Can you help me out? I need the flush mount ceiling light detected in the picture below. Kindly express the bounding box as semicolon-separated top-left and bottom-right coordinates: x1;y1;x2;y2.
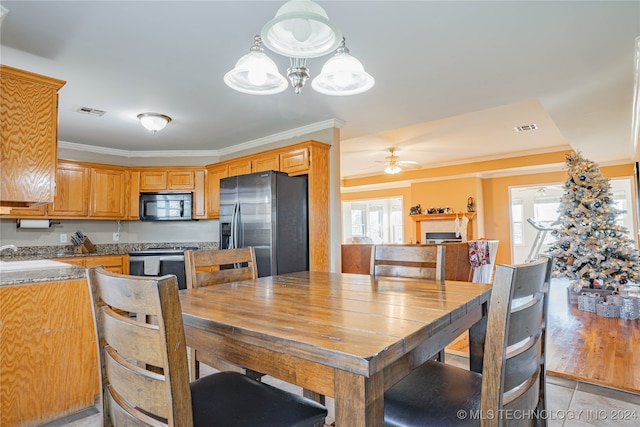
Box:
137;113;171;134
225;0;374;96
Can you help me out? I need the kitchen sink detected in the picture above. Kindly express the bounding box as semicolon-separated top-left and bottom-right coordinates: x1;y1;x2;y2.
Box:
0;259;74;272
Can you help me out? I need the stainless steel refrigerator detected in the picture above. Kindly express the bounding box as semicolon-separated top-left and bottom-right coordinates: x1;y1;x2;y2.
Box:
219;170;309;277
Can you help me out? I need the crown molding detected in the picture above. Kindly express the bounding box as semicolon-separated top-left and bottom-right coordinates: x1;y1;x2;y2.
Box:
219;119;344;156
58;119;344;159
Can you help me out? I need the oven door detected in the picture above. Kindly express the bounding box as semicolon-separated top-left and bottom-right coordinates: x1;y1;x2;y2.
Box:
129;254;187;290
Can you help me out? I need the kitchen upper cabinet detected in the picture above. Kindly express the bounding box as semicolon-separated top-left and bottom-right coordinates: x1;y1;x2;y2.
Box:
90;167;128;218
0;66;66;209
227;159;252;177
193;169;206;219
252;153;280;172
205;164;228;219
139;170;195;191
280;147;310;175
49;162;90;217
139;171;166;191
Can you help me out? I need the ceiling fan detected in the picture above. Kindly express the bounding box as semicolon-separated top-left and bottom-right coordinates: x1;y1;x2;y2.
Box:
378;147;421;174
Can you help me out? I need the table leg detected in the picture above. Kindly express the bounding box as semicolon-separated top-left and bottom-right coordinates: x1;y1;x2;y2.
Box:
333;369;384;427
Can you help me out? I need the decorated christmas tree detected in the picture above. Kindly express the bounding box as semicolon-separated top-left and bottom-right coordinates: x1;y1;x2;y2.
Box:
548;151;640;290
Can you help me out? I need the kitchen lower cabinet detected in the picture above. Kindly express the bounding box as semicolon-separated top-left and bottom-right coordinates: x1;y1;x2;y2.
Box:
0;278;99;426
51;254;129;274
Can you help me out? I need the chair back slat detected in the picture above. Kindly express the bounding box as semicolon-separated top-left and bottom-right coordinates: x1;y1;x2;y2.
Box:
507;293;544;346
503;376;541;413
87;266;194;427
480;257;552;427
101;307;165;368
107;391;166;427
104;346;169;418
371;245;445;281
503;333;542;392
185;247;257;288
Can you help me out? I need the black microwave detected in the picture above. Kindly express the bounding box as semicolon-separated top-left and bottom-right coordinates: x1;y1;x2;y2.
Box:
139;192;193;221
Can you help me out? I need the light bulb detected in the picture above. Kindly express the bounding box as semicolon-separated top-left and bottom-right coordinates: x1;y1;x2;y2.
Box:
292;18;311;42
333;71;351;88
248;63;268;86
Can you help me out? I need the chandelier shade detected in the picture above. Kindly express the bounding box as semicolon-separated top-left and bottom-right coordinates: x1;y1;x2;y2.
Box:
137;113;171;133
224;36;288;95
226;0;373;96
261;0;342;59
384;164;401;174
311;39;375;96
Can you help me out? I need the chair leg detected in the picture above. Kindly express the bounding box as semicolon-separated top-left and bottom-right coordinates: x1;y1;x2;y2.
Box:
189;348;200;381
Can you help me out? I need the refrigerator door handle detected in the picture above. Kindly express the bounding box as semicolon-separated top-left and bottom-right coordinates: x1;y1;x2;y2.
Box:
229;202;236;249
235;202;242;248
230;202;241;249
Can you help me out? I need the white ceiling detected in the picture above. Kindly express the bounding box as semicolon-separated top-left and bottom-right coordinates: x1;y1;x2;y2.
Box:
1;1;639;179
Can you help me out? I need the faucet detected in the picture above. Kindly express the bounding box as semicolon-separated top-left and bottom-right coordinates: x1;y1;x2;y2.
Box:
0;244;18;253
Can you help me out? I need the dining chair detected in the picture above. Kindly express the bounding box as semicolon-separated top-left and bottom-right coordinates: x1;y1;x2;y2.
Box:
371;244;447;361
184;247;260;380
184;247;257;288
371;244;446;281
87;266;327;427
384;256;553;427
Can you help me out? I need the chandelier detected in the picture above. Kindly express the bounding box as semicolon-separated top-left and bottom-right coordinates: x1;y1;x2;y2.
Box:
224;0;374;96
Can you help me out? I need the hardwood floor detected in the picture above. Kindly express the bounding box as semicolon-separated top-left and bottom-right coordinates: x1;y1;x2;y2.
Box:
447;278;640;394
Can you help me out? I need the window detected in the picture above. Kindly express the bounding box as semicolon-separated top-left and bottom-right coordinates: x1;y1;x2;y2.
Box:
342;197;403;244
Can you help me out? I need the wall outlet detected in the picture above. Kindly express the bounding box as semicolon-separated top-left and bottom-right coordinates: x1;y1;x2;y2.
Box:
60;233;67;243
113;232;120;242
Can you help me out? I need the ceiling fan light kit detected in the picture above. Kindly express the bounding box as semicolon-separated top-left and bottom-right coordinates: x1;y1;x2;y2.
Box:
225;0;374;96
381;147;421;174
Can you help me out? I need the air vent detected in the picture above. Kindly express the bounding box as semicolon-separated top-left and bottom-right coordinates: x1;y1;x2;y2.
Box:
514;124;538;132
76;106;106;117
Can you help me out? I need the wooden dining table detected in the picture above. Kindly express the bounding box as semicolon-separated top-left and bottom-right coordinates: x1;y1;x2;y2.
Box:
180;271;492;427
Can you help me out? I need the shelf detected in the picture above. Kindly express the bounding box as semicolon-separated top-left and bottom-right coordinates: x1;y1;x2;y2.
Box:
410;212;476;221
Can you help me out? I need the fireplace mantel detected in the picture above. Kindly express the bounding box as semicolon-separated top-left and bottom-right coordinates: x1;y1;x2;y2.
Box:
411;212;476;243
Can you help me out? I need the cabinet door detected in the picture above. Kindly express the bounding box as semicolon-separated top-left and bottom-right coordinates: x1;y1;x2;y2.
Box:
84;254;127;274
206;165;228;219
3;204;48;217
129;170;140;220
280;147;310;174
227;159;252;177
252;154;280;173
0;66;65;207
49;163;90;217
139;171;166;191
90;168;127;218
167;171;194;189
193;169;206;218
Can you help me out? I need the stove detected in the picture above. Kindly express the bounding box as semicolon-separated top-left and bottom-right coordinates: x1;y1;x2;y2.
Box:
128;246;199;256
128;247;199;289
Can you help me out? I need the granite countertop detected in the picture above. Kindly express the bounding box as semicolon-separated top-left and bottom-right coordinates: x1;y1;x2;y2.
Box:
0;242;217;286
0;263;86;286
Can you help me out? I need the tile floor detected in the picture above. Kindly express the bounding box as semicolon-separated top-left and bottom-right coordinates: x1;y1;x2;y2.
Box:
46;353;640;427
